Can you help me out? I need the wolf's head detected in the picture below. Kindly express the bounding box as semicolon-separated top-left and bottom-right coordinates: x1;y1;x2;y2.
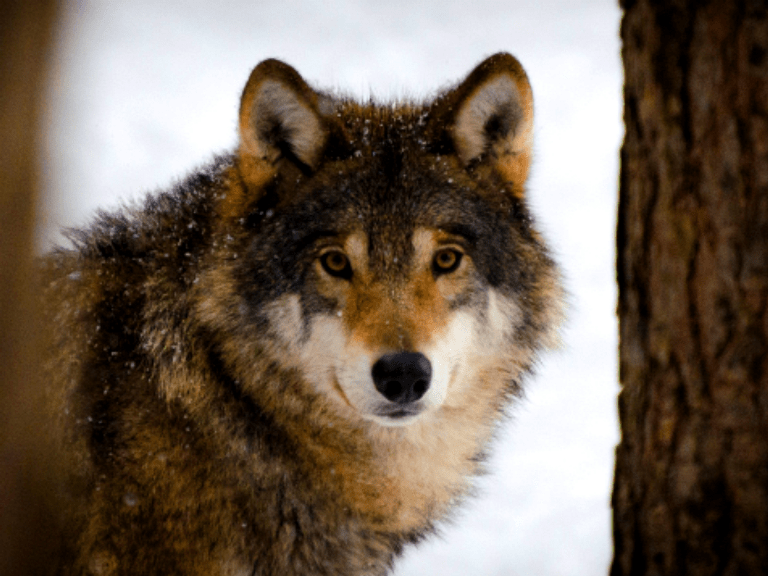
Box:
199;54;561;429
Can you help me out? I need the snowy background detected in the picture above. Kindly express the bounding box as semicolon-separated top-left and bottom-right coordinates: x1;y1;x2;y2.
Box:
41;1;622;574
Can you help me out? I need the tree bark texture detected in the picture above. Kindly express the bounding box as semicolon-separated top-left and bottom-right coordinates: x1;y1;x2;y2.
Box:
0;1;60;575
613;1;768;575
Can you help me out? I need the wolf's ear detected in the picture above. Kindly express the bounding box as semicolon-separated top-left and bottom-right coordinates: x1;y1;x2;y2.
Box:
435;53;534;189
238;59;328;178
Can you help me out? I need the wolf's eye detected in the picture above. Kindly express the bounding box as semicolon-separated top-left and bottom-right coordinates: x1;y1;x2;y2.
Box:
320;251;352;280
433;248;463;275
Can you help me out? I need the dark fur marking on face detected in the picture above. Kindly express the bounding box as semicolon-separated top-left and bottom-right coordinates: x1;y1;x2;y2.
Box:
435;222;481;246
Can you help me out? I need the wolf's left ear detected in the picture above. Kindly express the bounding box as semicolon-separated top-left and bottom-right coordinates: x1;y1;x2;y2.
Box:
238;59;328;181
434;53;534;189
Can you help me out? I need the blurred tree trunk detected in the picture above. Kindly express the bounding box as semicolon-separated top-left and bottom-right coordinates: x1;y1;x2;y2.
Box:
0;1;60;575
613;1;768;575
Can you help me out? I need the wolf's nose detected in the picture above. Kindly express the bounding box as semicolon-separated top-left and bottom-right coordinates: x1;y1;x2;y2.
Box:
371;352;432;404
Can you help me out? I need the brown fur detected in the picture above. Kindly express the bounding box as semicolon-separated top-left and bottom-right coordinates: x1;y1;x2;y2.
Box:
43;53;562;575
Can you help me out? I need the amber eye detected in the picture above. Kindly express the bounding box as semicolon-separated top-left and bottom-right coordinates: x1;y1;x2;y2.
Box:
433;248;463;275
320;251;352;280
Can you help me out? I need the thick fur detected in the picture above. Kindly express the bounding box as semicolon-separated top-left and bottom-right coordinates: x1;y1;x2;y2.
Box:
43;53;562;576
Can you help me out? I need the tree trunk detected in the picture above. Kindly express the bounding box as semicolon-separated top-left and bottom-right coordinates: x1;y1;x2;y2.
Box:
0;1;60;575
613;1;768;575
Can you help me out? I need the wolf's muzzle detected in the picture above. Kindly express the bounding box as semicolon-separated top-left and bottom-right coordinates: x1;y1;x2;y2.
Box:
371;352;432;404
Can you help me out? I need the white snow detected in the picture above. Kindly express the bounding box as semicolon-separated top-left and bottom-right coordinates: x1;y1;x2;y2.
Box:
41;1;622;574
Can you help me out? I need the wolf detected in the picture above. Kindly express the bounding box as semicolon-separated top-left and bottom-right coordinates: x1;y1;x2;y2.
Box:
43;52;562;575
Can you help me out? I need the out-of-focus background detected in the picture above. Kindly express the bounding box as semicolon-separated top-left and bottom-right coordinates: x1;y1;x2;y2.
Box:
41;1;622;574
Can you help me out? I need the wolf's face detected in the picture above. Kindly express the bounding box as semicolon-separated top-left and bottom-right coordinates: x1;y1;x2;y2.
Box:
262;218;523;427
202;55;560;429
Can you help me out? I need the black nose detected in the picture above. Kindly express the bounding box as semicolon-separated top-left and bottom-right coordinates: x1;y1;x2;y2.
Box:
371;352;432;404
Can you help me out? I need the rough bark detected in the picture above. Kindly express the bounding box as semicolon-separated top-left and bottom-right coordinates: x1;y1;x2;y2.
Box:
0;1;60;575
613;1;768;575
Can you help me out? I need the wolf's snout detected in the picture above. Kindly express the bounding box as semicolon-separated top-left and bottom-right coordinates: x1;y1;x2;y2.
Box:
371;352;432;404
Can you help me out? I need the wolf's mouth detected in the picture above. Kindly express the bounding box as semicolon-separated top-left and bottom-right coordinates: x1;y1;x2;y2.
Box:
375;405;424;420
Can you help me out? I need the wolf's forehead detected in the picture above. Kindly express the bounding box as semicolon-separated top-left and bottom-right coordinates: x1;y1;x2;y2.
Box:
337;225;414;267
293;181;483;252
340;227;444;268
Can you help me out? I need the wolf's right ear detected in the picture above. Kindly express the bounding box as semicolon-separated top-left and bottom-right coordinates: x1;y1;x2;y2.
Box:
237;60;328;184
